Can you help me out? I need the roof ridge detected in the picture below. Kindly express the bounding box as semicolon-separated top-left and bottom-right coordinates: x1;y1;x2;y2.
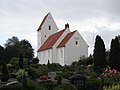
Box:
37;29;65;52
51;29;65;36
57;30;76;48
37;13;49;31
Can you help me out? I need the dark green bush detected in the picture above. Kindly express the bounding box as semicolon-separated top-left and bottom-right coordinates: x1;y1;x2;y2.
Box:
0;84;21;90
9;73;16;78
27;78;45;90
48;63;62;72
61;71;71;79
27;68;41;79
54;83;77;90
31;64;40;69
1;63;9;82
86;78;100;90
40;80;56;90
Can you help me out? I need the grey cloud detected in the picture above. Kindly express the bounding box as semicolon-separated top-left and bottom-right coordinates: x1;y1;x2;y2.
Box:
95;26;120;47
82;28;120;54
1;0;120;22
43;0;120;22
0;0;120;55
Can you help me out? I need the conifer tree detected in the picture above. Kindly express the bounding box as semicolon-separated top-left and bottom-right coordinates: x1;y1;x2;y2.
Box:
47;60;50;72
93;35;106;73
109;37;120;71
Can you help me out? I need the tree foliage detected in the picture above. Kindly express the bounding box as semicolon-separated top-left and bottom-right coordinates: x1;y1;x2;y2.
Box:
5;36;19;47
109;36;120;71
0;45;6;64
19;40;34;60
22;70;28;90
93;35;106;73
19;54;23;69
9;57;29;70
32;57;39;64
4;36;34;63
1;62;9;82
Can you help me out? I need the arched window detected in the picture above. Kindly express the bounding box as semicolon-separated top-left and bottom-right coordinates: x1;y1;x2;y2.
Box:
49;26;51;30
75;41;79;46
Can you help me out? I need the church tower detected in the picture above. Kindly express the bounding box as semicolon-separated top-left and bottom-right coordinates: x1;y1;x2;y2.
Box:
37;12;58;49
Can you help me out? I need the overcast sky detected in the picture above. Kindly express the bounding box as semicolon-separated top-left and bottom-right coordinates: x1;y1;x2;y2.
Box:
0;0;120;56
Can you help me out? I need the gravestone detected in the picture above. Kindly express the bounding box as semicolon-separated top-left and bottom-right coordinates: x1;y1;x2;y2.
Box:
48;72;57;81
70;74;87;89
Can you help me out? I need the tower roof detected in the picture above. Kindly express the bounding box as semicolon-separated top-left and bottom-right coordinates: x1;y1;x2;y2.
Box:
37;13;50;31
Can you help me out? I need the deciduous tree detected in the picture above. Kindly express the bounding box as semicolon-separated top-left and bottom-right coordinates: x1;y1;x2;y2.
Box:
4;36;34;63
0;45;5;64
19;54;23;69
1;62;9;82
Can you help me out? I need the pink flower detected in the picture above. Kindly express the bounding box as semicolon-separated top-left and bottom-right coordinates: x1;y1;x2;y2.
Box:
110;75;112;77
109;70;113;74
104;68;108;72
104;74;107;76
98;76;101;79
113;70;117;74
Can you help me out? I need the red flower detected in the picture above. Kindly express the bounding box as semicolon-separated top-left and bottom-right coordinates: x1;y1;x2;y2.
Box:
39;75;48;80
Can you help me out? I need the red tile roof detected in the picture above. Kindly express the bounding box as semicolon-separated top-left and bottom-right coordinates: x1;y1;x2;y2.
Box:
37;13;49;31
37;29;65;52
57;31;76;48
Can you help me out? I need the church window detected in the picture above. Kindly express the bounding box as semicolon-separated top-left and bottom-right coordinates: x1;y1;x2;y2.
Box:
49;25;51;30
75;41;79;46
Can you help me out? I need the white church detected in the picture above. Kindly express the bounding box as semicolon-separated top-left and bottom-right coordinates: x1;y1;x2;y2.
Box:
37;12;88;66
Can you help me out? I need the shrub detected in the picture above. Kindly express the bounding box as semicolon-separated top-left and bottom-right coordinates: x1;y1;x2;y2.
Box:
61;71;71;79
1;63;9;82
40;80;55;90
9;73;16;78
61;68;72;79
31;64;40;69
86;78;100;90
0;84;21;90
27;78;45;90
9;57;29;70
55;83;77;90
97;67;120;86
27;67;41;79
104;84;120;90
47;63;62;72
